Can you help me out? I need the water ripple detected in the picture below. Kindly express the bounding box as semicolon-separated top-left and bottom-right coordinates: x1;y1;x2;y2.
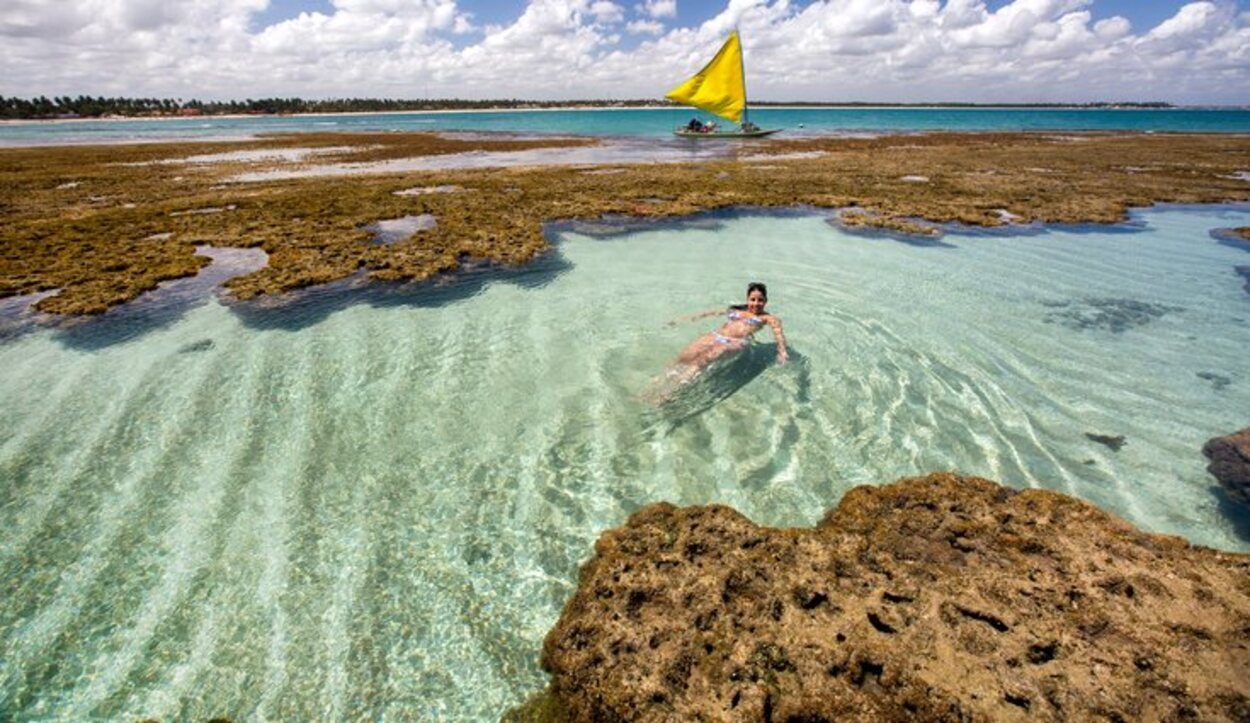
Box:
1;207;1249;719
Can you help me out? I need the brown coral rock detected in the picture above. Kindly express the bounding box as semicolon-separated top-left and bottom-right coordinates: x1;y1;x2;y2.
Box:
5;132;1250;314
1204;428;1250;506
539;473;1250;722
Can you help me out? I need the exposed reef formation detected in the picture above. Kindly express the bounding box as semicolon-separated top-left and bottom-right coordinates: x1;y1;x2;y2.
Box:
1205;428;1250;507
3;132;1250;314
830;208;943;237
530;473;1250;722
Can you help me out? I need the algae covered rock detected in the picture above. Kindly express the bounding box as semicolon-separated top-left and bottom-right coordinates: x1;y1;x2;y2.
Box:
535;473;1250;722
1204;427;1250;506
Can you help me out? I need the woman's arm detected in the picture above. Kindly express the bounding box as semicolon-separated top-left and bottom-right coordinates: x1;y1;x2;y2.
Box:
767;315;788;363
668;308;725;326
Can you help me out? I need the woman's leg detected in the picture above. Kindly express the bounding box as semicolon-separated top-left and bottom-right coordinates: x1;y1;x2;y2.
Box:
645;335;741;404
675;334;715;365
676;337;738;375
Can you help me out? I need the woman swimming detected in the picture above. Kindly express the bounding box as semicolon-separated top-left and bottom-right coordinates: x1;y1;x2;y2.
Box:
666;282;788;383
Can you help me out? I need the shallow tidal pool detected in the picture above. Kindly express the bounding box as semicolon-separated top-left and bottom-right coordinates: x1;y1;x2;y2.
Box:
1;205;1248;718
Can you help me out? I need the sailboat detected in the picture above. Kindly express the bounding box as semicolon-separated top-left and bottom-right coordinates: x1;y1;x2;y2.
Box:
666;30;779;138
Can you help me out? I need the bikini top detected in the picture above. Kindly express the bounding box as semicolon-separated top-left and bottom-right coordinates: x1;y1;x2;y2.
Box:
727;309;765;326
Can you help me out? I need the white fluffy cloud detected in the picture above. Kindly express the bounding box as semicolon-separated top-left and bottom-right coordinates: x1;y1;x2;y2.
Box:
628;18;666;34
640;0;678;19
1;0;1246;103
590;1;625;24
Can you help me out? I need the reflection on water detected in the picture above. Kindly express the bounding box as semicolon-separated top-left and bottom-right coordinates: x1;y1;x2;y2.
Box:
1;206;1249;719
225;250;571;333
229;136;817;181
363;214;438;244
0;246;267;349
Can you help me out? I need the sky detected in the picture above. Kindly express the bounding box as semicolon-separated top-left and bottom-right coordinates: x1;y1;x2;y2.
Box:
2;0;1248;104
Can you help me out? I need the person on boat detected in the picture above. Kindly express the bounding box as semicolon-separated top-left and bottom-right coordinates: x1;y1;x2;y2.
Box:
669;282;788;375
702;121;717;133
686;118;704;132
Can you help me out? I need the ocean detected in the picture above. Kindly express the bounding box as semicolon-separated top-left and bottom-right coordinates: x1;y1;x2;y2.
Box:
2;106;1249;146
2;205;1248;718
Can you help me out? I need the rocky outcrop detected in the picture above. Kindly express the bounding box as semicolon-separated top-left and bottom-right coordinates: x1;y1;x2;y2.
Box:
1205;428;1250;506
8;133;1250;314
534;473;1250;722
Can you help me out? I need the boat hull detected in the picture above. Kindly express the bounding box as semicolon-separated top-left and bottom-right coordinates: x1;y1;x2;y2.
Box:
673;128;781;138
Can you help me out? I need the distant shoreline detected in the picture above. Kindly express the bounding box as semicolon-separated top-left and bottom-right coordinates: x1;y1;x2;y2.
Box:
8;99;1250;125
4;103;1248;128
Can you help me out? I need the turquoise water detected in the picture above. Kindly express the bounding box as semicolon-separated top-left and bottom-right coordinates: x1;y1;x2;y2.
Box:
1;206;1249;718
3;106;1250;146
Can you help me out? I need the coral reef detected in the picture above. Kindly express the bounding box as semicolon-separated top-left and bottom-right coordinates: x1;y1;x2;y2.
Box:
532;473;1250;722
1042;297;1182;333
831;208;942;237
3;132;1250;314
1205;428;1250;507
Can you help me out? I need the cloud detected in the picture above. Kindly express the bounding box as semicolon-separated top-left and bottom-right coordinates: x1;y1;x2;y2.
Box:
1093;16;1131;41
948;0;1091;48
255;0;466;54
1;0;1247;104
0;1;94;38
628;19;665;34
1146;1;1223;40
590;1;625;24
639;0;677;19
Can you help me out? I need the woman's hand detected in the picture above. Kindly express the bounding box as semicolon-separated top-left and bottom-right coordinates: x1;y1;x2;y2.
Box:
767;315;788;365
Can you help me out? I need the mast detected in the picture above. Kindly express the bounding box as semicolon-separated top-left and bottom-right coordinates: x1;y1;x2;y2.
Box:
738;27;749;126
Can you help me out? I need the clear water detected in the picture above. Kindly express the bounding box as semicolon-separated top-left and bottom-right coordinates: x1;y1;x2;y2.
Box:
3;106;1250;146
2;207;1249;719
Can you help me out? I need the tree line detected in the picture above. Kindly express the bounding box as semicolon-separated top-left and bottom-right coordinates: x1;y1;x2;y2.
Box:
0;95;1174;120
0;96;673;119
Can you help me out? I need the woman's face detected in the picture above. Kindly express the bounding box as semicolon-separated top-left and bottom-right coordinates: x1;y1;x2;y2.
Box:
746;289;767;314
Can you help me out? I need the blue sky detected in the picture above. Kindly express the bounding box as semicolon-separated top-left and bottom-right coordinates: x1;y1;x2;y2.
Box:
242;0;1250;65
252;0;1221;39
987;0;1185;28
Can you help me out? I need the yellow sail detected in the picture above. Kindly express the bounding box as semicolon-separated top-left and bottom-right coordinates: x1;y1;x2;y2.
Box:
665;31;746;124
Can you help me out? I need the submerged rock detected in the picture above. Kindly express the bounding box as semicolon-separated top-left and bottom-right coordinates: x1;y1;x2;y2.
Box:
178;338;214;353
532;473;1250;722
1042;298;1182;333
1198;371;1232;391
1086;432;1127;451
1204;428;1250;506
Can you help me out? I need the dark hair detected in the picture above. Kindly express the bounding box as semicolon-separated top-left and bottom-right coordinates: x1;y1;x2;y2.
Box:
730;282;769;311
